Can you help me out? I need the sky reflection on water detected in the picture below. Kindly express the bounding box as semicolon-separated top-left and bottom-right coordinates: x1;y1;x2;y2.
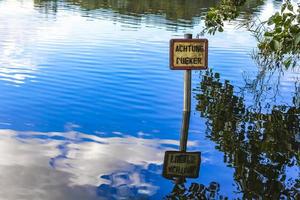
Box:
0;129;229;199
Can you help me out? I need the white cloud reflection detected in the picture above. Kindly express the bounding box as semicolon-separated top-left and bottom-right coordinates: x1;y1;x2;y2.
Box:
0;129;199;199
0;1;37;86
0;1;83;86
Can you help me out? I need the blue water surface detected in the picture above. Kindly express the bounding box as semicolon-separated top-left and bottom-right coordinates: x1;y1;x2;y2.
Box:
0;0;298;199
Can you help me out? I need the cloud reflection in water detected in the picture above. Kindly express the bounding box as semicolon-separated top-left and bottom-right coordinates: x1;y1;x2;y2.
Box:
0;129;199;199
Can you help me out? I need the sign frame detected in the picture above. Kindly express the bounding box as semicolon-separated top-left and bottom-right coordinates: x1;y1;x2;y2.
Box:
162;151;201;179
169;39;208;70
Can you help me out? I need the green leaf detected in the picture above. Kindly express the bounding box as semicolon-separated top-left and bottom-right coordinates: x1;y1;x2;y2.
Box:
218;26;224;32
281;3;287;13
264;32;273;37
274;15;282;24
295;32;300;45
270;12;282;25
275;26;282;33
283;57;292;69
287;3;293;12
271;39;281;50
267;17;275;25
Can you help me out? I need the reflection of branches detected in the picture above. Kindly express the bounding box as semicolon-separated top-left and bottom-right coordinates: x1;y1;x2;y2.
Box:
242;50;285;109
195;69;300;199
294;80;300;108
241;48;300;110
33;0;59;14
164;181;227;200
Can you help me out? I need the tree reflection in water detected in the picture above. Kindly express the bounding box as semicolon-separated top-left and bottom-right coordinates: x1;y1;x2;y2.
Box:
164;181;228;200
194;69;299;199
33;0;218;24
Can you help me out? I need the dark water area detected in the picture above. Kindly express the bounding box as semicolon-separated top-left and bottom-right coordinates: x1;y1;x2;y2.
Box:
0;0;299;199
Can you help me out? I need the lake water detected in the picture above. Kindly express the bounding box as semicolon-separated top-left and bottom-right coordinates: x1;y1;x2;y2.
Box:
0;0;299;199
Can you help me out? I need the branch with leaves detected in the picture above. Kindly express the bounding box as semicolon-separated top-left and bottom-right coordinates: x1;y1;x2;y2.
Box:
202;0;300;69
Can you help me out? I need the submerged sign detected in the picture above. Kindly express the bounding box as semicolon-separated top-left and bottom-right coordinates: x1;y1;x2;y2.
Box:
163;151;201;178
170;39;208;70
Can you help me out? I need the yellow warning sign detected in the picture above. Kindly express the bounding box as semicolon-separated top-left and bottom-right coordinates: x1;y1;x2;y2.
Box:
170;39;208;70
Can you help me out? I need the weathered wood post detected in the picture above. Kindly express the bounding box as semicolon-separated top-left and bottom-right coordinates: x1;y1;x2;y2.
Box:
180;33;192;152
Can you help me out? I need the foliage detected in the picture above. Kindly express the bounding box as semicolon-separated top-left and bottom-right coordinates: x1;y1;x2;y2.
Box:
254;0;299;68
194;69;300;199
202;0;247;34
203;0;300;69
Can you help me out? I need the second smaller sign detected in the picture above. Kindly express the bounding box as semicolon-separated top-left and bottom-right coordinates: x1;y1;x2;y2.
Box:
163;151;201;179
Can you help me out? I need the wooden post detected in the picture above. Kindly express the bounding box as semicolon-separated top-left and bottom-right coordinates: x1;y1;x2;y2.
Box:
174;33;193;185
179;33;192;152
